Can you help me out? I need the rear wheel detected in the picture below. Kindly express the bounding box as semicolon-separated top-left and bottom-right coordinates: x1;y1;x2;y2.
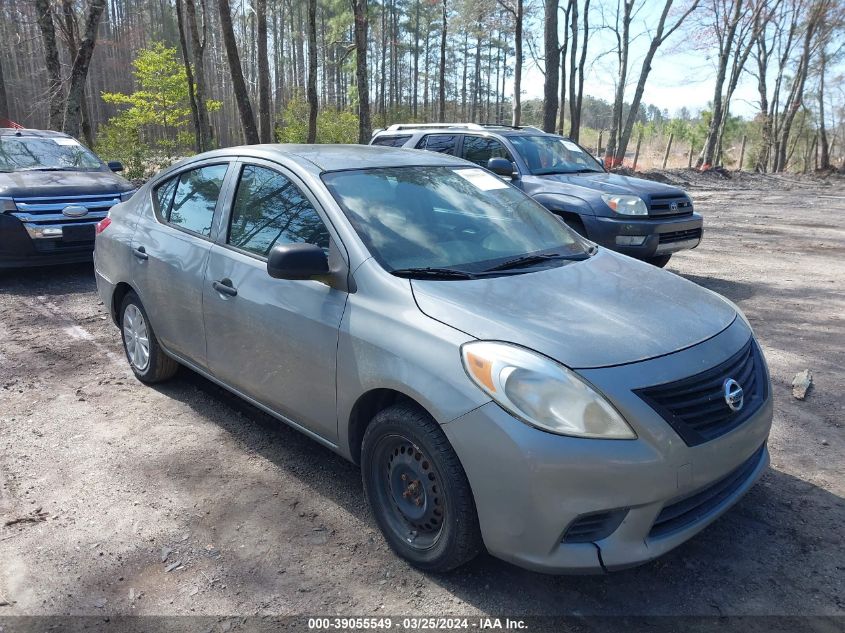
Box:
361;404;482;572
647;254;672;268
120;292;179;383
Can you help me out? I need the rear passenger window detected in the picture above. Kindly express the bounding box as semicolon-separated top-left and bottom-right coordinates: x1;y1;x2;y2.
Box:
416;134;456;154
228;165;330;257
461;136;513;167
372;135;411;147
154;164;228;237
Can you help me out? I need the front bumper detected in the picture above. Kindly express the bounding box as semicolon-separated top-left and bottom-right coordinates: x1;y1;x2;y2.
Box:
0;212;95;268
443;318;772;574
582;212;703;259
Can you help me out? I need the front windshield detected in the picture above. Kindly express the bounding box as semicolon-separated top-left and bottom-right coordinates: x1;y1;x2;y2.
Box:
322;166;588;274
509;135;604;175
0;136;104;172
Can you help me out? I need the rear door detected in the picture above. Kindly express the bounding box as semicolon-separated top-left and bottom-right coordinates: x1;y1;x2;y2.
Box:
201;160;348;442
415;133;458;155
130;161;233;369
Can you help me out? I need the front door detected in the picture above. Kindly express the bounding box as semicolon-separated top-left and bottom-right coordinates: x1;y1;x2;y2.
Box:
202;161;348;442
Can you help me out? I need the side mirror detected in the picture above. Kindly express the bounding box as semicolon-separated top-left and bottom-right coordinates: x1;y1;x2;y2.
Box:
267;243;329;280
108;161;124;172
487;157;517;178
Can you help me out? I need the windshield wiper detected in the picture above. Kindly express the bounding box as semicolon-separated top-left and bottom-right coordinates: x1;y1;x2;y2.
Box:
16;166;78;172
390;266;477;280
483;252;588;273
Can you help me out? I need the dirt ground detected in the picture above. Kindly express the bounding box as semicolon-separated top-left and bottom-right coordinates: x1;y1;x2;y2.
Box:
0;171;843;624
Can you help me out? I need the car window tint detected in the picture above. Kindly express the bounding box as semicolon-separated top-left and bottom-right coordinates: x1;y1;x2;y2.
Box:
154;176;179;218
228;165;330;257
168;164;228;237
372;135;411;147
417;134;456;154
461;136;512;167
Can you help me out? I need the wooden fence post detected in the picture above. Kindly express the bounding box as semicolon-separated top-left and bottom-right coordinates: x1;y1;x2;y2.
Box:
661;133;674;170
738;135;747;171
632;132;642;171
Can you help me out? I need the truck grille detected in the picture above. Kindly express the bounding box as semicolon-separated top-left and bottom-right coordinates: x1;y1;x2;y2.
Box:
649;445;765;538
635;338;767;447
10;193;121;249
659;227;702;244
648;194;693;217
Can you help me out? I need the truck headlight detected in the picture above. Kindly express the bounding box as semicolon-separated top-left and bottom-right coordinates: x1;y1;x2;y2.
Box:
461;341;636;439
601;194;648;216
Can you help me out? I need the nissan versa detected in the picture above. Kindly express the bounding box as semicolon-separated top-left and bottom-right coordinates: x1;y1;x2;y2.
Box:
94;145;772;574
0;127;134;268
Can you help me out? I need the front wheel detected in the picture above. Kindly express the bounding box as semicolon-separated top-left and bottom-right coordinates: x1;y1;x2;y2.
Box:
361;404;482;572
120;292;179;383
647;254;672;268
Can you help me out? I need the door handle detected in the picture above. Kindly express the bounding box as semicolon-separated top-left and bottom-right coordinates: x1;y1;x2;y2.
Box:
212;279;238;297
132;246;148;260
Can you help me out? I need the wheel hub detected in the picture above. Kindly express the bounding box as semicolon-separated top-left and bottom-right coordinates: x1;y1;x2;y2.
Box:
386;442;442;533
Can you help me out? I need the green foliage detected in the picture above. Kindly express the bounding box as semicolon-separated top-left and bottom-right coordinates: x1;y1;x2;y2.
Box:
97;43;220;175
277;95;359;144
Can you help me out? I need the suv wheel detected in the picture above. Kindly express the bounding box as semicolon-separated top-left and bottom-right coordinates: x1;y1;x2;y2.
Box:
647;254;672;268
361;404;482;572
120;292;179;383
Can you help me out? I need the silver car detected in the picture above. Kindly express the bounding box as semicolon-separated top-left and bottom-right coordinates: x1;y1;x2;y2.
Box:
94;145;773;574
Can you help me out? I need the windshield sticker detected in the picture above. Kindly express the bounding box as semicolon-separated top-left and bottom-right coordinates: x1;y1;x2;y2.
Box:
53;138;81;146
454;168;510;191
561;140;583;153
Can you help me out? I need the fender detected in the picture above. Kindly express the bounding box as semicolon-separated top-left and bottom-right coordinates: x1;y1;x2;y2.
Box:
531;192;596;217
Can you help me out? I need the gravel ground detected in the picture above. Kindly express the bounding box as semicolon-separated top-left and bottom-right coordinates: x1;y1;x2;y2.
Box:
0;174;843;623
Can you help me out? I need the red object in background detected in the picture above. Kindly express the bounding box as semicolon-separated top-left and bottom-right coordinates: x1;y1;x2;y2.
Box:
0;118;24;129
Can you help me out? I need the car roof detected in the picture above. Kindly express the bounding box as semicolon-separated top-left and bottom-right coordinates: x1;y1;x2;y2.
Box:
182;143;471;174
0;128;73;139
373;124;553;138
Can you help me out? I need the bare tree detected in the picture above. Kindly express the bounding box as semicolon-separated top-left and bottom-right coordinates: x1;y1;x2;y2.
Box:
351;0;371;142
0;56;8;121
568;0;589;141
604;0;700;167
218;0;259;144
62;0;107;139
542;0;560;132
175;0;202;151
438;0;447;121
306;0;318;142
558;0;573;134
498;0;524;125
35;0;63;130
257;0;273;142
185;0;213;150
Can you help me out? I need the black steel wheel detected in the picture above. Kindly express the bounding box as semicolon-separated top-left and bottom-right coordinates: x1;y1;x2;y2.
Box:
361;403;482;572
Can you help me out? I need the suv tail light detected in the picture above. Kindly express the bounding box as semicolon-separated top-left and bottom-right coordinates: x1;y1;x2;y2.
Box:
95;217;112;234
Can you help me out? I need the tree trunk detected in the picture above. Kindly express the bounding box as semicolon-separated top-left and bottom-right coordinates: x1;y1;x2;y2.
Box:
62;0;107;139
35;0;64;130
605;0;632;167
351;0;371;143
0;55;8;121
186;0;213;150
257;0;272;142
60;0;94;147
175;0;202;151
817;50;829;170
218;0;259;144
512;0;523;126
438;0;447;121
306;0;318;142
542;0;559;132
558;1;572;135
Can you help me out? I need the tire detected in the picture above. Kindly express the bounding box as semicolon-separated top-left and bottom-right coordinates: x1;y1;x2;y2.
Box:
361;403;482;572
119;292;179;383
647;254;672;268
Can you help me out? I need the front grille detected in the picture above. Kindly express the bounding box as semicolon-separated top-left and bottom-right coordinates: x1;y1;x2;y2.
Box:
11;193;119;225
648;194;693;217
659;228;702;244
635;338;767;447
649;445;765;538
562;509;627;543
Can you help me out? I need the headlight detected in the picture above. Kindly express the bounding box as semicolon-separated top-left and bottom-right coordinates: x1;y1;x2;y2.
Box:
601;194;648;216
119;190;137;202
461;341;636;439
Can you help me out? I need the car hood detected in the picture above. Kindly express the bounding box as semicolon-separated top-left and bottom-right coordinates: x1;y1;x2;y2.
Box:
411;249;736;369
524;171;686;202
0;169;132;198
